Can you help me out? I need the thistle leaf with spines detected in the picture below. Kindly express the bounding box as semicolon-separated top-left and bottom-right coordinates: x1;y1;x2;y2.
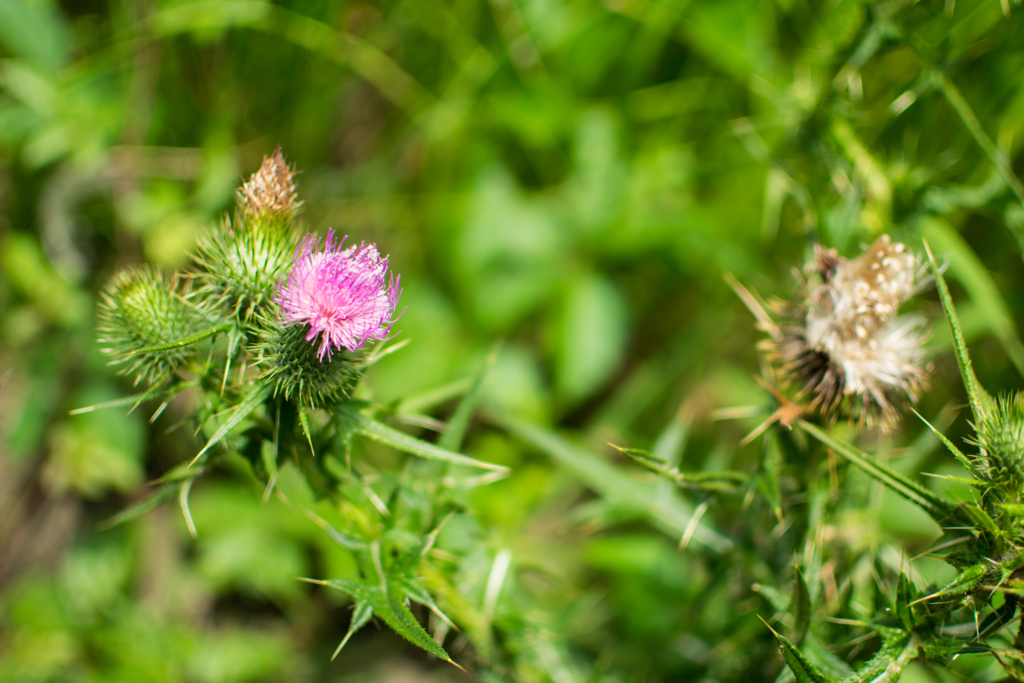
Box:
761;618;837;683
798;420;964;526
307;537;461;667
612;444;747;492
924;241;994;422
913;563;987;604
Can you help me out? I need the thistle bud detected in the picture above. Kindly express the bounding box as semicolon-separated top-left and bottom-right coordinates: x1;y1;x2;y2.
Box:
98;267;219;385
258;323;363;407
193;148;303;320
238;145;301;218
770;236;930;428
975;396;1024;491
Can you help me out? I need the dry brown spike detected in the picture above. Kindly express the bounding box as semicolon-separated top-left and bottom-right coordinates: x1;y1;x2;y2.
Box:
238;145;302;217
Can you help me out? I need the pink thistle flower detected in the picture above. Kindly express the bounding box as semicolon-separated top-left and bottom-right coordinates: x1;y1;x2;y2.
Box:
276;229;401;360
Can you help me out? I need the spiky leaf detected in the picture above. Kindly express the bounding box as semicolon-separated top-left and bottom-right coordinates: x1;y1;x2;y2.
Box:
764;622;837;683
918;564;987;604
613;445;747;492
192;384;271;465
340;407;508;473
790;567;812;645
97;481;182;529
894;571;916;632
321;577;456;665
924;241;994;422
799;420;963;526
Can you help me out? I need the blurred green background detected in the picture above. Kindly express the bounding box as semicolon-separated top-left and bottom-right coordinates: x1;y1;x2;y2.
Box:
3;0;1024;681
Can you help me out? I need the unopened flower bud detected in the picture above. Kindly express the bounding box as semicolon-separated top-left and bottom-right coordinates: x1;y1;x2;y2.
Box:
194;148;304;320
976;396;1024;490
238;145;301;218
98;267;218;385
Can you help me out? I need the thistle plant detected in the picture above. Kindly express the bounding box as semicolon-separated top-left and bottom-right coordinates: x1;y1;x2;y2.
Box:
84;148;506;666
748;244;1024;682
622;238;1024;681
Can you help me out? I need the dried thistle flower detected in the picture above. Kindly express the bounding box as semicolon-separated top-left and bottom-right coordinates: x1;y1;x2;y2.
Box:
770;235;931;429
238;145;301;217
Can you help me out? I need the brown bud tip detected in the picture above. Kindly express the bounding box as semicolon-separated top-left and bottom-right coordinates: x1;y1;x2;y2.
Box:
239;145;301;216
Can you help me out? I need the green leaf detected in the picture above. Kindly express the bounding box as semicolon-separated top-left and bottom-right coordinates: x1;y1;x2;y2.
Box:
0;0;72;68
297;402;314;455
762;620;837;683
798;421;962;525
919;637;988;659
192;384;272;465
130;320;234;355
894;571;916;632
800;636;855;680
847;633;916;683
613;445;747;492
753;583;790;614
302;509;367;551
790;567;811;646
331;599;373;660
322;577;458;665
915;564;987;605
97;481;182;529
339;407;508;473
922;232;995;421
553;273;628;404
759;430;786;523
69;379;200;416
912;408;974;474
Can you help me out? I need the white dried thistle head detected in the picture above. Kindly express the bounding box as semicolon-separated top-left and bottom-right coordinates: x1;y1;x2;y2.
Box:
771;235;931;429
238;145;301;217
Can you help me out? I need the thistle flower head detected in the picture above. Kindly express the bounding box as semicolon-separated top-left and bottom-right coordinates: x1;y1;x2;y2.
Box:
276;229;401;361
238;145;301;217
771;235;930;428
